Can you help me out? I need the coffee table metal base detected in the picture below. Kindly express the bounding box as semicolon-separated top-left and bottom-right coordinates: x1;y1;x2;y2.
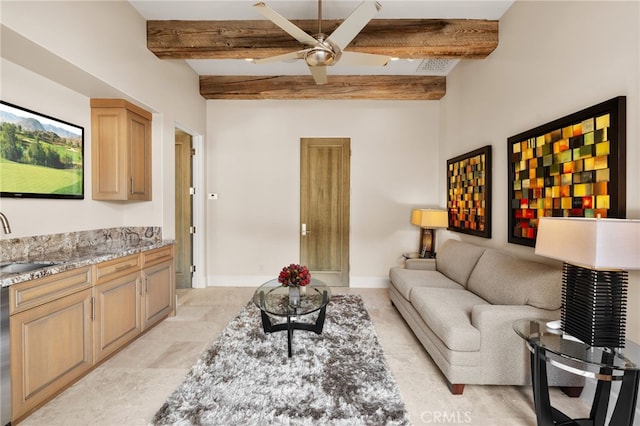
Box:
259;291;328;357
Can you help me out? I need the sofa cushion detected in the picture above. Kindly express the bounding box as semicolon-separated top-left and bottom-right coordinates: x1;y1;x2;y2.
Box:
410;287;488;351
436;240;487;287
389;267;464;300
467;249;562;310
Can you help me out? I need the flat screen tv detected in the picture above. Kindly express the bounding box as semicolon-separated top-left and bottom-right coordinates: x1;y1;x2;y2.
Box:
0;100;84;199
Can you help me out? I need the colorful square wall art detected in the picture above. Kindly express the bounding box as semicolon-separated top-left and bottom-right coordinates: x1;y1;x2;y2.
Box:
507;96;626;247
447;145;492;238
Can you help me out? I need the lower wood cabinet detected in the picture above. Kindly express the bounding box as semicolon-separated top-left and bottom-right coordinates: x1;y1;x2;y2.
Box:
10;288;93;421
142;259;174;331
141;245;176;331
93;271;142;363
9;245;174;423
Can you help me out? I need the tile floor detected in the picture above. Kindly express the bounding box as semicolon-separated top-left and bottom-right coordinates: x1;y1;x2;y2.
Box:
19;287;590;425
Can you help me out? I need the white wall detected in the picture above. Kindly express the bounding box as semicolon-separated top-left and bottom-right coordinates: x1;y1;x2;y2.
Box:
0;1;206;239
206;100;440;287
439;0;640;342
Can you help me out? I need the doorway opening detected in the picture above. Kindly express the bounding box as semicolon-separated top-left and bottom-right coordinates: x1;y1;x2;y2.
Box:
174;126;205;288
175;129;193;289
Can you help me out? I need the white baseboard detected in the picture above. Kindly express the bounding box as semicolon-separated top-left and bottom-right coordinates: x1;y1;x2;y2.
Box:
348;276;389;288
207;275;274;287
206;275;390;288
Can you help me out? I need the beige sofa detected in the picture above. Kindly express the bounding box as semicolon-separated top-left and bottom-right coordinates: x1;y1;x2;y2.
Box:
389;239;582;395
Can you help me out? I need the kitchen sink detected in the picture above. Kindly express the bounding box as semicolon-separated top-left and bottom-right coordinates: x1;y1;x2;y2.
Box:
0;262;57;274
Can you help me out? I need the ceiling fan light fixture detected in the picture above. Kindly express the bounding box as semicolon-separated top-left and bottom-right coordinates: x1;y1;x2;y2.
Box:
305;48;334;66
304;37;341;66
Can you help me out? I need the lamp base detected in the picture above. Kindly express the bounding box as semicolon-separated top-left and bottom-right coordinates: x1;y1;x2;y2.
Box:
562;263;627;348
419;228;436;258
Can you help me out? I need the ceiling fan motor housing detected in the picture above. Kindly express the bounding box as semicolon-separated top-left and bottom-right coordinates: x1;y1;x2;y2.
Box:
305;35;342;67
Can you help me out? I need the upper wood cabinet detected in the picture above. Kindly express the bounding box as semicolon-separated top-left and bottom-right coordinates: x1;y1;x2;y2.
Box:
90;99;152;201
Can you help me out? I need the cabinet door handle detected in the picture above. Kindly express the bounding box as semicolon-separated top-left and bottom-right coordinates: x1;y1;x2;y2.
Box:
90;296;95;321
130;176;134;194
145;277;149;293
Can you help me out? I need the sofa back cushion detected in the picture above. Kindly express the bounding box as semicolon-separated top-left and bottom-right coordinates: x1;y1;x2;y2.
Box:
467;249;562;310
436;240;486;287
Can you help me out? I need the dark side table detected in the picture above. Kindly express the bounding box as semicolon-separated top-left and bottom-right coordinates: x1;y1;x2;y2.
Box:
513;319;639;426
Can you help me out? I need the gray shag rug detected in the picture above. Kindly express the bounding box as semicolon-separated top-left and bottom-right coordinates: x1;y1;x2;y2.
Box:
151;294;410;426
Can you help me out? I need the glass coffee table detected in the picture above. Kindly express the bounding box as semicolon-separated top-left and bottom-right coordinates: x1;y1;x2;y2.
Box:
253;278;331;357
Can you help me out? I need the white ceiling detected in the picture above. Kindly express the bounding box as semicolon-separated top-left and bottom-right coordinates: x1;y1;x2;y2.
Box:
129;0;514;77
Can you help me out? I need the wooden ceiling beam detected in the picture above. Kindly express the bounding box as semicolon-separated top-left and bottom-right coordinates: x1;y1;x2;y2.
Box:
148;19;498;60
199;75;446;100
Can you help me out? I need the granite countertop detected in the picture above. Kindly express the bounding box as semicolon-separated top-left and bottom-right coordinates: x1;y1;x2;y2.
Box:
1;239;174;288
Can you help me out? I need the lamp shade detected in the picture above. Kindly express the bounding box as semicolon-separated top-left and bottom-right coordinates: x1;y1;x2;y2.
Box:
535;217;640;270
411;209;448;229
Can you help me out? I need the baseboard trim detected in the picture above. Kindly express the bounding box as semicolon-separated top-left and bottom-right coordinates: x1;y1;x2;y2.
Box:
207;276;273;287
348;277;389;288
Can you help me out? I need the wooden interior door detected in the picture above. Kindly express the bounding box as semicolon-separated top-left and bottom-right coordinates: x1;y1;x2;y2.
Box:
174;130;193;289
300;138;350;286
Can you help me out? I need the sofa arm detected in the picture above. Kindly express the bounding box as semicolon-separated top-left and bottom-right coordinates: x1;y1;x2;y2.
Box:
405;258;436;271
470;305;581;387
471;304;559;344
472;305;552;383
472;304;561;353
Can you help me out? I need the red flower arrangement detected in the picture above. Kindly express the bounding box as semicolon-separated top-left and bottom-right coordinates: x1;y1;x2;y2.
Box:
277;263;311;287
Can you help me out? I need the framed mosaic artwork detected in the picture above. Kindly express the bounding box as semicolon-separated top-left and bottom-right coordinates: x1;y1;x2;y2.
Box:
447;145;492;238
507;96;626;247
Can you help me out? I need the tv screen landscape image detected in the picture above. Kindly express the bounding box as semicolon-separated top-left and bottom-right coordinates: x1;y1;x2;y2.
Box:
0;101;84;199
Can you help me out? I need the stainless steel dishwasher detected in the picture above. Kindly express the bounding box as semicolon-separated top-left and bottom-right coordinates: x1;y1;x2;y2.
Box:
1;286;9;425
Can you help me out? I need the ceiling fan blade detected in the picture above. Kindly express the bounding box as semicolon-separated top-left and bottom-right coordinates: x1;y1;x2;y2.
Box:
338;51;390;67
253;2;318;46
253;49;310;64
327;0;381;51
309;65;328;85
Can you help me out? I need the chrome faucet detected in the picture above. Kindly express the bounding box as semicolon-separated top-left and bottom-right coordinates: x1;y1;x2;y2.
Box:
0;213;11;234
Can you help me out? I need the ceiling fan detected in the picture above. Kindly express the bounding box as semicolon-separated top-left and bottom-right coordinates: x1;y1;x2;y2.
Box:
253;0;391;85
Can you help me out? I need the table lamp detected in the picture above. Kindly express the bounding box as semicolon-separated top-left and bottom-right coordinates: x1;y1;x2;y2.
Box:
411;209;448;258
535;217;640;348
